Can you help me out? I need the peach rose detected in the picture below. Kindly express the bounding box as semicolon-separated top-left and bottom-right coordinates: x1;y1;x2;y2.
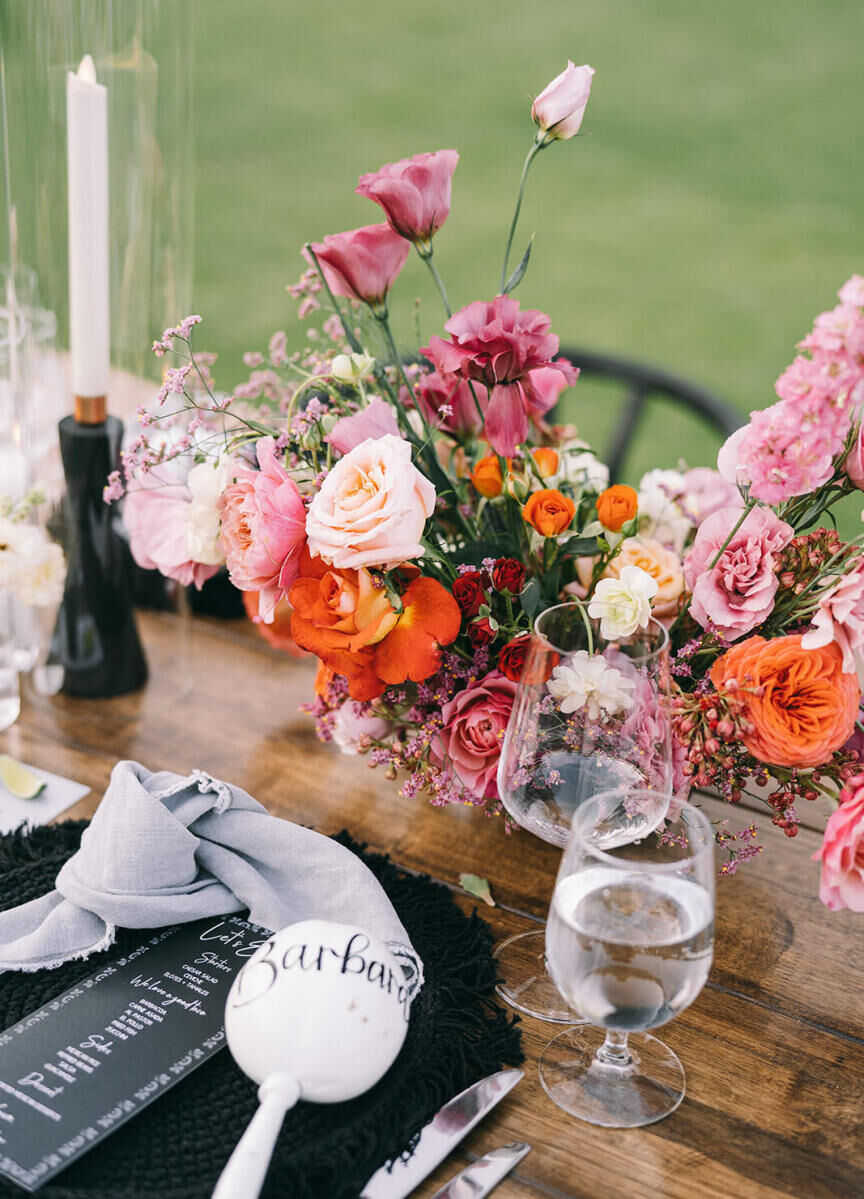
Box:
604;538;684;619
710;634;859;769
305;434;435;570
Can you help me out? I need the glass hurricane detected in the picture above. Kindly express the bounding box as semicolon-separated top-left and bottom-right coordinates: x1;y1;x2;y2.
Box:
494;601;673;1022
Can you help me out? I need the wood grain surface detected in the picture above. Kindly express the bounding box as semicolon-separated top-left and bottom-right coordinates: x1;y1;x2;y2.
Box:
3;610;862;1199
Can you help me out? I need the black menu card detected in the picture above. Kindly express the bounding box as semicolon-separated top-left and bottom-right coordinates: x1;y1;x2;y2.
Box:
0;916;269;1192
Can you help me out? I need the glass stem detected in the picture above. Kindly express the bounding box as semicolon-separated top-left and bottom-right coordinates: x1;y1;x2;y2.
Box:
596;1028;633;1068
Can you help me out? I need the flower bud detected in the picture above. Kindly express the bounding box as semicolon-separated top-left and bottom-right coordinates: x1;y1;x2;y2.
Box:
531;62;595;141
331;351;375;382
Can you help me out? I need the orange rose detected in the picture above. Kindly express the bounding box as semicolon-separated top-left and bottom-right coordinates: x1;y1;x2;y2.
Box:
523;489;576;537
532;447;559;479
604;538;684;619
596;484;637;532
470;455;503;498
710;634;860;768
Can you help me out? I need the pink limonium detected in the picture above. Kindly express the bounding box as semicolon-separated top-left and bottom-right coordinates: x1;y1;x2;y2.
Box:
813;774;864;912
683;505;793;640
327;398;401;455
421;296;578;455
303;224;410;313
801;560;864;674
217;437;307;622
356;150;459;247
531;62;595;141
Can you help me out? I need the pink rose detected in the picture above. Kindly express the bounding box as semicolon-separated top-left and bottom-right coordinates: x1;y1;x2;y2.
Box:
356;150;459;245
305;434;435;570
328;399;400;455
217;437;307;622
813;776;864;912
332;700;392;755
531;62;595;141
681;467;741;523
683;505;793;639
304;224;410;309
434;670;517;801
845;423;864;490
421;296;578;456
802;560;864;674
415;370;485;437
123;457;221;591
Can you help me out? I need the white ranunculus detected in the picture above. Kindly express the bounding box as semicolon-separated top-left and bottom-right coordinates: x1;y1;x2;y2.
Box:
547;650;635;720
331;352;375;383
587;564;658;639
0;519;65;607
185;459;231;566
637;468;691;552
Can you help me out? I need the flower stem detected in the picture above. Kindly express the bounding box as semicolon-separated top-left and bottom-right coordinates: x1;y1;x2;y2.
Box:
500;134;546;293
707;500;755;571
417;245;451;318
303;243;364;356
374;310;435;444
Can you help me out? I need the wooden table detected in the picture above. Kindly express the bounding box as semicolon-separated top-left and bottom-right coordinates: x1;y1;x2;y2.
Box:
3;611;863;1199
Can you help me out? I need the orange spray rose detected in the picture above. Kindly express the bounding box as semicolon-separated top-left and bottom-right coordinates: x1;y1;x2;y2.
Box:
523;489;576;537
470;455;504;498
596;484;637;531
710;634;859;769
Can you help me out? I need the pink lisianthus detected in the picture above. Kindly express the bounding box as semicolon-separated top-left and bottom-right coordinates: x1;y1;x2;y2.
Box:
683;505;793;639
801;561;864;674
217;437;307;622
304;224;410;310
421;296;578;455
813;776;864;912
434;670;517;801
356;150;459;246
123;457;222;591
525;361;578;422
415;370;485;436
328;398;401;455
531;62;595;141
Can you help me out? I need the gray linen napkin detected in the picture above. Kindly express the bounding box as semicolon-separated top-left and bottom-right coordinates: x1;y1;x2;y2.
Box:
0;760;423;993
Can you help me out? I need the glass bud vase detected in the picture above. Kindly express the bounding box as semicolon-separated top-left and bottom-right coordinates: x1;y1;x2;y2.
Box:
0;591;21;732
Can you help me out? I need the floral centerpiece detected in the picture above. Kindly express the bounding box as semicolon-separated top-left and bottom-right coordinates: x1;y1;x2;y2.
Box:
107;63;864;913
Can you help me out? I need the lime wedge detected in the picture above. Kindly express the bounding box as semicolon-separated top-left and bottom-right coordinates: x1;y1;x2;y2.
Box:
0;755;46;799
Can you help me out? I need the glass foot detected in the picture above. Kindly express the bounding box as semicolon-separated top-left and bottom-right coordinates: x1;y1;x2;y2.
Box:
493;930;581;1024
539;1026;685;1127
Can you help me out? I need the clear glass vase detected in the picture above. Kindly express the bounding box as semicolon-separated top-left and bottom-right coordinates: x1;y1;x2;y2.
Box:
0;591;21;732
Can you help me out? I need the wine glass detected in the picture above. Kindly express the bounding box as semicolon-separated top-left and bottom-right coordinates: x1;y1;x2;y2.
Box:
541;789;715;1127
494;601;672;1022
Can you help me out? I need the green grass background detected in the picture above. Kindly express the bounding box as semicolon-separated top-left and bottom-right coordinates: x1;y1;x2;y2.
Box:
192;0;863;482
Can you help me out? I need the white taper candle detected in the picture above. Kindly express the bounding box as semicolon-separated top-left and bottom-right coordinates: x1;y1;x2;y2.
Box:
66;54;110;402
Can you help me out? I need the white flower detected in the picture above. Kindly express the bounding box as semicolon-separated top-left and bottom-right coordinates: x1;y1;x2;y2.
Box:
547;651;635;720
637;468;691;552
560;446;610;492
331;352;375;383
587;564;658;639
185;459;231;566
0;518;65;607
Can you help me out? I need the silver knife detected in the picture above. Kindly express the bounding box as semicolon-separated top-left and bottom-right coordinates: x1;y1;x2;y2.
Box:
359;1069;524;1199
430;1142;531;1198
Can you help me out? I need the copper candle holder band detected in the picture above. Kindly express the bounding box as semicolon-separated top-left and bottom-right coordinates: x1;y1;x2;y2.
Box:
74;394;107;424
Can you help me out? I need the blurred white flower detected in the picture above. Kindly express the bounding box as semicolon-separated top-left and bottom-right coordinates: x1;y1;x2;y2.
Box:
331;352;375;383
185;458;231;566
0;518;65;607
559;445;610;492
637;468;691;551
588;564;658;639
547;650;635;720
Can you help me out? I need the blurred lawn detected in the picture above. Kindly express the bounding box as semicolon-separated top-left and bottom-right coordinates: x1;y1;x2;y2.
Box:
193;0;864;482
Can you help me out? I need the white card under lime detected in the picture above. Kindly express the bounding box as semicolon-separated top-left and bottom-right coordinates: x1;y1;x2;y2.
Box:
0;762;90;835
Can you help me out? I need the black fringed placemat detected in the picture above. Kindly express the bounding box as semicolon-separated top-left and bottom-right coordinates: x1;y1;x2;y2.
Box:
0;822;522;1199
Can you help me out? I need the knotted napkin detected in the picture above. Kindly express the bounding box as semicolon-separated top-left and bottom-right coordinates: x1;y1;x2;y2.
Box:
0;760;423;995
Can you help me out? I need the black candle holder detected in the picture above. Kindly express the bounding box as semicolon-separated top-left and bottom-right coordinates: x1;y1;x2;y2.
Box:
52;413;148;698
